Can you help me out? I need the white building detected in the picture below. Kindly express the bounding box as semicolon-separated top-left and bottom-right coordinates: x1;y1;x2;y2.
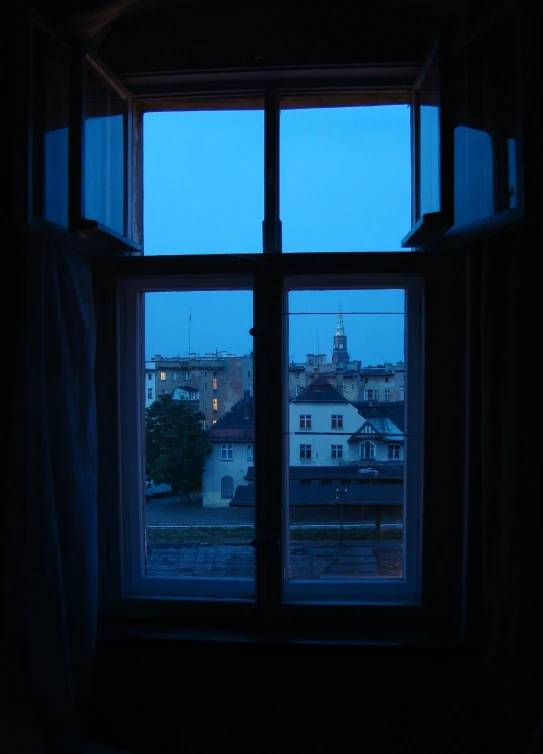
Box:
289;375;404;467
202;391;253;507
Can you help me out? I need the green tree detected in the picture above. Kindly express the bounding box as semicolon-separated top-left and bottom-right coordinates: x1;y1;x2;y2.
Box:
145;394;212;502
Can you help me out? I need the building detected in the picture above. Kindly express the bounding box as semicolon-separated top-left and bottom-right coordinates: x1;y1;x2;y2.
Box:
288;310;405;401
146;353;253;427
202;390;254;506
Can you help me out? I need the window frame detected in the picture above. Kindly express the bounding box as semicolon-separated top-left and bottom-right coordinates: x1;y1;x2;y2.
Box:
299;414;312;430
331;414;343;430
221;443;234;461
93;72;472;639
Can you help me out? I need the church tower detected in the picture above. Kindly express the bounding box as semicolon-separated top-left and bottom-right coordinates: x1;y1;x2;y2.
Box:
332;305;349;365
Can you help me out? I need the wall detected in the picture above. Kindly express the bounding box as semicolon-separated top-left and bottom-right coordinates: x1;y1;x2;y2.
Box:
203;440;252;506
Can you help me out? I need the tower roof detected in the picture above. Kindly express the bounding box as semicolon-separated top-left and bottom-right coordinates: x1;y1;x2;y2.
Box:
335;305;345;337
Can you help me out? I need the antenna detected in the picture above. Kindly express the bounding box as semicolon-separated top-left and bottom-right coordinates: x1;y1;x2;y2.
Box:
188;308;191;356
317;333;320;356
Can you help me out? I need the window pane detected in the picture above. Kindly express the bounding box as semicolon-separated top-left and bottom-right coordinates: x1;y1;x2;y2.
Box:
32;26;69;227
144;291;255;588
144;111;264;255
84;63;125;235
286;289;407;594
280;106;411;252
452;18;517;228
420;102;440;216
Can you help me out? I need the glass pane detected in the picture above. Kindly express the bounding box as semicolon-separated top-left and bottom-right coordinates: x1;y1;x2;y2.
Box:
281;106;411;252
420;102;440;216
286;290;406;590
144;291;255;585
84;63;125;235
144;111;264;255
453;18;517;228
32;26;69;227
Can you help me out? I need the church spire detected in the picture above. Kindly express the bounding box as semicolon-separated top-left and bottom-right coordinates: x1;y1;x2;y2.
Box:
335;305;345;337
332;303;349;365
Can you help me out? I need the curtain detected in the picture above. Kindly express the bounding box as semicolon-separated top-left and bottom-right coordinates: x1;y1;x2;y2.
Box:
5;235;98;744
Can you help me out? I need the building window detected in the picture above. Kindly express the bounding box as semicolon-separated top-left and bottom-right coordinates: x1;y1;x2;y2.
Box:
212;377;218;390
384;389;390;401
172;372;177;380
183;371;189;380
374;390;380;400
212;398;218;411
147;373;152;381
385;377;389;383
388;444;401;459
299;414;312;429
221;444;233;460
221;476;234;499
331;444;343;460
331;414;343;429
364;377;368;383
247;370;251;378
204;382;207;390
147;388;153;399
300;444;312;460
363;390;368;400
212;419;217;425
247;444;253;461
160;371;166;381
360;441;376;459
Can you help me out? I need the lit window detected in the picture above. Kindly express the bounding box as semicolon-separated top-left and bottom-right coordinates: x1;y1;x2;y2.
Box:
360;441;376;459
384;389;390;401
300;414;311;429
221;444;233;460
388;444;401;459
331;414;343;429
212;419;217;425
331;444;343;460
300;444;312;460
160;371;166;381
212;377;218;390
247;444;253;461
212;398;218;411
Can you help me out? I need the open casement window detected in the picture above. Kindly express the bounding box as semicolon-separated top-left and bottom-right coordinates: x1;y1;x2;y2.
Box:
401;34;454;249
402;8;523;249
26;10;141;254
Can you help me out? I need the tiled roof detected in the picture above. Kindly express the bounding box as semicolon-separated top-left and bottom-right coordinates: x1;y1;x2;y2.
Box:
355;402;405;432
292;375;350;404
244;464;403;481
230;482;403;507
208;393;254;442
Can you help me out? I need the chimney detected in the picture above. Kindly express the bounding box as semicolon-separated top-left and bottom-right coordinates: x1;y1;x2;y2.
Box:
335;366;343;391
243;389;250;420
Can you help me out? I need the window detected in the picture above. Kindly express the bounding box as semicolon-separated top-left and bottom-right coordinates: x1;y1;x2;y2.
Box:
361;441;376;459
212;377;218;390
160;371;166;381
204;382;207;390
212;419;217;425
385;377;389;383
221;444;233;460
220;476;234;499
388;444;401;459
374;390;380;400
172;372;177;380
300;444;312;460
384;389;390;401
147;388;153;399
331;444;343;460
111;90;434;625
147;374;152;381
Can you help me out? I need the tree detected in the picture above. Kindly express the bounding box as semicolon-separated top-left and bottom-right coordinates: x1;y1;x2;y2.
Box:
145;394;212;502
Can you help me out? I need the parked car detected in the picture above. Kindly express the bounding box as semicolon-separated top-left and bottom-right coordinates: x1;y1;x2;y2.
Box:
145;481;172;498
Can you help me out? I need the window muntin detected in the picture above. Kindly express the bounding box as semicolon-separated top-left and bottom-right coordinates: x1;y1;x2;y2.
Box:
331;415;343;429
221;444;233;460
300;414;312;429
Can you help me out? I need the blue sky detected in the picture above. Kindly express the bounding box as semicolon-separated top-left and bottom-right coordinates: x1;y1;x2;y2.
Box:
144;106;410;364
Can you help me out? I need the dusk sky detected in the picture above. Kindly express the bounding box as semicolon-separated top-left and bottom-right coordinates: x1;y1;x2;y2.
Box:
143;106;410;365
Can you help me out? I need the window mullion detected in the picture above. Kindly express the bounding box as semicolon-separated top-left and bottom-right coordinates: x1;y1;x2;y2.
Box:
263;90;281;254
253;259;284;614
